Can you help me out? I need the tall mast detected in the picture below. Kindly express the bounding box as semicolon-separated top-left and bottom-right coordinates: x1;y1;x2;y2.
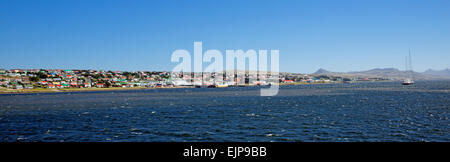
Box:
409;49;412;72
409;49;414;80
405;56;408;72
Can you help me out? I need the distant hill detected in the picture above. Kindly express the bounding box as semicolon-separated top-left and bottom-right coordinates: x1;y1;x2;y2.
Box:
348;68;401;75
310;68;450;80
422;68;450;77
313;68;332;75
348;68;434;80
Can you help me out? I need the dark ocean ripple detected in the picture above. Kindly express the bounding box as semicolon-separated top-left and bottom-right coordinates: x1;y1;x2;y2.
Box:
0;81;449;142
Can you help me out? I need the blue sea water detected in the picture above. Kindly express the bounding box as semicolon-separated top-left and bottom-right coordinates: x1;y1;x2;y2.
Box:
0;81;449;142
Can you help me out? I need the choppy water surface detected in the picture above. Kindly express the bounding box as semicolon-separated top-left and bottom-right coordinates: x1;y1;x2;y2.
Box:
0;81;449;142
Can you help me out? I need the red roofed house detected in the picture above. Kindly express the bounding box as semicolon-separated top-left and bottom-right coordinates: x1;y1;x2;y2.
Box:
70;82;78;87
284;80;294;83
96;83;104;88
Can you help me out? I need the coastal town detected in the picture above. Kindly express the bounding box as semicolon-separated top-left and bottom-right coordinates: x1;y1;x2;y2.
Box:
0;69;390;92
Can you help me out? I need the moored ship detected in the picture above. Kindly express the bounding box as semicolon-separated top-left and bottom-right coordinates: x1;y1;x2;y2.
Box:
402;49;414;85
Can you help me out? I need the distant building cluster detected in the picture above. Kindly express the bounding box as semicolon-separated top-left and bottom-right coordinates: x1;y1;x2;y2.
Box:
0;69;171;90
0;69;389;90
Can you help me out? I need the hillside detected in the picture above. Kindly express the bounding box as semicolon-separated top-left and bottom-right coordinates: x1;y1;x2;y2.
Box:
311;68;450;80
422;68;450;77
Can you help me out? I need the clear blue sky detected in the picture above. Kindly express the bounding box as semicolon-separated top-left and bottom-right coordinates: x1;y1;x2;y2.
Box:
1;0;449;73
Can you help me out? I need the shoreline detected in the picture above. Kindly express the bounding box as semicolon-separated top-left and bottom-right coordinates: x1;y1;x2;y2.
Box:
0;84;294;94
0;86;191;94
0;81;391;94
